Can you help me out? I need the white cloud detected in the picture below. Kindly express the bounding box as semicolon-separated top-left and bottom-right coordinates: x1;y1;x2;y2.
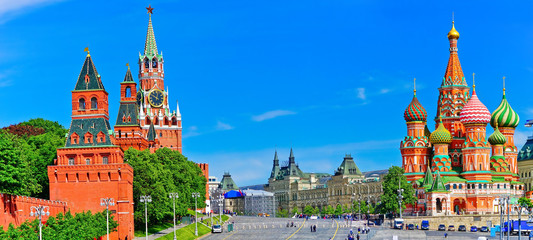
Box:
216;121;234;131
0;0;64;23
515;129;531;149
252;110;296;122
356;88;366;100
380;88;391;94
182;126;201;139
0;72;13;88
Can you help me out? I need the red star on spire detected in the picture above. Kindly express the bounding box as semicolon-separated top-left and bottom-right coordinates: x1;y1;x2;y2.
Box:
146;5;154;14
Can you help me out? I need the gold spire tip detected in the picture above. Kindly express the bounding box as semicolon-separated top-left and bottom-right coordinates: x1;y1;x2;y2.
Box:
126;62;130;70
413;78;417;95
503;76;506;95
472;72;476;90
84;47;90;56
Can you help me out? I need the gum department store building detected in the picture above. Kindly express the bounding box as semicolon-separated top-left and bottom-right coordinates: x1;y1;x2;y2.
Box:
401;21;524;216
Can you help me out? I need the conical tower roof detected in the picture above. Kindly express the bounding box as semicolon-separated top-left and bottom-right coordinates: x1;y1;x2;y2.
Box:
123;66;134;82
147;121;157;141
144;8;158;59
429;171;447;192
422;167;433;188
74;53;105;91
443;21;466;86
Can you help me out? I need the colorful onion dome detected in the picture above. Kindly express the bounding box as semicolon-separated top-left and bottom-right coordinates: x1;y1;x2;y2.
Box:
460;90;491;124
424;125;431;139
488;125;507;145
430;118;452;144
404;95;427;122
447;21;460;40
490;94;520;128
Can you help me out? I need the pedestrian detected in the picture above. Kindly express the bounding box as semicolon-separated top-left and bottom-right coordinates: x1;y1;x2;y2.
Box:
356;233;360;240
313;225;316;232
310;225;313;232
444;232;448;238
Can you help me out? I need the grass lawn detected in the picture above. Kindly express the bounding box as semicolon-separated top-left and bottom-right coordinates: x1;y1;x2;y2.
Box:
157;215;231;240
134;222;174;237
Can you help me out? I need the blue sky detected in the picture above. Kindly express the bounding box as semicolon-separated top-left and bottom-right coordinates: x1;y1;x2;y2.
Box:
1;0;533;186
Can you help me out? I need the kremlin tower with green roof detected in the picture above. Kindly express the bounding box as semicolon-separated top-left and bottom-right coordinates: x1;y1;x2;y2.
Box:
400;21;524;216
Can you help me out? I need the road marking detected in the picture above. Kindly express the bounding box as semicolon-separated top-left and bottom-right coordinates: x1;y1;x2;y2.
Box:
285;219;306;240
221;230;237;240
331;219;339;240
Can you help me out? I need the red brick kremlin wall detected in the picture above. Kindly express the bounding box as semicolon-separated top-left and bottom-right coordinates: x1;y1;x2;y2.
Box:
0;193;68;230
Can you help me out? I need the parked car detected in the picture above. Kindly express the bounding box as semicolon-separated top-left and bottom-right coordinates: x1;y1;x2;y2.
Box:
407;224;415;230
394;218;404;229
458;225;466;232
421;220;430;230
480;226;488;232
448;225;455;231
470;226;478;232
438;224;446;231
212;224;223;233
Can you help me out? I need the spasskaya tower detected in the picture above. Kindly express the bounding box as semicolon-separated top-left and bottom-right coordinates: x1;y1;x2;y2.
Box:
120;5;182;153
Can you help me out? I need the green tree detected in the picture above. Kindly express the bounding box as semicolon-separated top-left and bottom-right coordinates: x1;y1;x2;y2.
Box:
334;205;343;215
518;197;533;209
314;206;320;215
0;210;115;240
303;205;314;215
126;148;207;228
291;206;299;215
378;166;416;217
277;209;289;218
326;205;334;215
0;131;39;196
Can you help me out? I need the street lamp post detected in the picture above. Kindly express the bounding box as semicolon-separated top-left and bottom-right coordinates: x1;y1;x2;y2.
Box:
519;202;526;240
140;195;152;240
209;196;213;227
219;194;224;224
499;197;505;240
507;197;511;240
169;192;179;240
366;199;371;227
100;198;115;240
30;205;50;240
398;179;404;219
192;192;200;236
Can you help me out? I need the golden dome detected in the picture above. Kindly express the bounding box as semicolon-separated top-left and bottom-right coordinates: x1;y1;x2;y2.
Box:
447;21;460;40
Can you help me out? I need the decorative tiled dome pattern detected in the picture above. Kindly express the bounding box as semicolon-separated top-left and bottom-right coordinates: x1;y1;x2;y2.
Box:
460;90;491;124
404;96;427;122
488;125;507;145
490;95;519;128
430;120;452;144
424;125;431;139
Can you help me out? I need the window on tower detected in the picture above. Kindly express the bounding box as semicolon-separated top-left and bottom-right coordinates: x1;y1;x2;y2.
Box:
86;159;91;165
68;158;75;165
125;87;132;98
79;98;86;110
152;58;158;68
103;157;108;164
91;97;98;109
144;58;149;69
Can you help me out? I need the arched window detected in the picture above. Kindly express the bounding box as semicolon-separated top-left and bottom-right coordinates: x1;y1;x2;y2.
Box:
68;158;75;165
144;58;149;69
86;159;91;165
453;184;457;189
91;97;98;109
103;157;108;164
79;98;86;110
125;87;131;98
152;58;158;68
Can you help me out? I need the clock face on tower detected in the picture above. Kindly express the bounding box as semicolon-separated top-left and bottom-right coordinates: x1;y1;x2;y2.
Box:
136;91;143;106
148;89;164;108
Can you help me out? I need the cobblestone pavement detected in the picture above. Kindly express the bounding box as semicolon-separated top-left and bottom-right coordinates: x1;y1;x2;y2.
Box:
202;216;532;240
203;216;369;240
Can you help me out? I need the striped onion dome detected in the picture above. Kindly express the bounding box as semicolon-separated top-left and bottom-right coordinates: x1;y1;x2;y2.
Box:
460;90;491;124
488;125;507;145
430;119;452;144
490;94;520;128
404;95;427;122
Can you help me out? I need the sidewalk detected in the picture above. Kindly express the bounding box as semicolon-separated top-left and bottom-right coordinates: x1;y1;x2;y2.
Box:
133;223;185;240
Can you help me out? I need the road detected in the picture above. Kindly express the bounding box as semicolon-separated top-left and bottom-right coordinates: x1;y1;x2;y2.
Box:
202;216;533;239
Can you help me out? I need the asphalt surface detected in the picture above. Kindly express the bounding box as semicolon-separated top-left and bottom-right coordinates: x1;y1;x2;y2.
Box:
202;216;533;240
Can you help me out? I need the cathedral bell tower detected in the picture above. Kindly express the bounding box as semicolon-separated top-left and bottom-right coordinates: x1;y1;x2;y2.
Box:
137;5;182;152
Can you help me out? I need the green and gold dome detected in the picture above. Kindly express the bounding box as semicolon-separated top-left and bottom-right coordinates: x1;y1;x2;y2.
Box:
488;125;507;145
490;94;519;128
430;119;452;144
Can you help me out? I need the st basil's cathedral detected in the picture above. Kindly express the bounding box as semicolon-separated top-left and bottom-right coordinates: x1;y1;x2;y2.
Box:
400;21;524;216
